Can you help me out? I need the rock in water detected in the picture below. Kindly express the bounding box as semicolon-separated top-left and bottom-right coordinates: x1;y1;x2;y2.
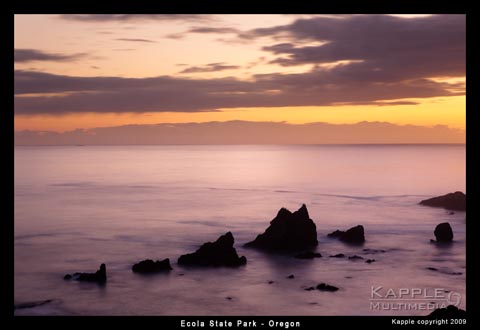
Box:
434;222;454;242
419;192;466;211
327;225;365;244
329;253;346;258
348;255;364;260
178;232;247;267
316;283;339;292
64;263;107;283
132;259;172;273
244;204;318;251
428;305;466;317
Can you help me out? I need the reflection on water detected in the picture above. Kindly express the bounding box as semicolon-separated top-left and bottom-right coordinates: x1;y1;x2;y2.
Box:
14;145;465;315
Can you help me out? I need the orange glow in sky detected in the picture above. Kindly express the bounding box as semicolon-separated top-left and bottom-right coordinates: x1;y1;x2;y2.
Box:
14;14;465;140
15;96;465;132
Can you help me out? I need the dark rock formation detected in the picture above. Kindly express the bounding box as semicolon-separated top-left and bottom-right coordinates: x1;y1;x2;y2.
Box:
304;286;315;291
433;222;454;243
244;204;318;251
178;232;246;267
316;283;339;292
348;255;364;260
365;259;376;264
287;274;295;279
327;225;365;244
64;264;106;284
132;259;172;274
268;281;274;284
428;305;466;317
329;253;345;258
294;252;322;259
419;192;466;211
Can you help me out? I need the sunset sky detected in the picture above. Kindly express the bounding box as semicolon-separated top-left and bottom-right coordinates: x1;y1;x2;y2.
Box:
14;14;465;144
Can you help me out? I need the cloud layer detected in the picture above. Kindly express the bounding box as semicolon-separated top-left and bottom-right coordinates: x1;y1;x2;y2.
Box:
14;15;465;115
14;121;465;145
180;62;240;73
14;49;86;63
14;68;461;114
58;14;214;23
252;15;465;80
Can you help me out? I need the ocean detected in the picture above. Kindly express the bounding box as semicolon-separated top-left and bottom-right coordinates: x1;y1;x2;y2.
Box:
14;145;466;315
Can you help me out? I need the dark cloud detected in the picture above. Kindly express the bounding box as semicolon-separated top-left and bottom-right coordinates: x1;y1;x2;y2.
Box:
14;15;465;115
14;69;460;115
14;49;86;63
14;121;465;145
165;26;240;39
253;15;465;82
116;38;155;43
180;62;240;74
58;14;214;23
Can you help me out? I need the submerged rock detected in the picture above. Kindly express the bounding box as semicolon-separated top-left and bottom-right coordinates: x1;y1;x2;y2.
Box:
244;204;318;251
178;232;246;267
132;259;172;273
64;263;107;284
348;255;364;260
419;192;466;211
316;283;339;292
365;259;376;264
287;274;295;279
433;222;454;243
329;253;346;258
294;252;322;259
327;225;365;244
428;305;466;317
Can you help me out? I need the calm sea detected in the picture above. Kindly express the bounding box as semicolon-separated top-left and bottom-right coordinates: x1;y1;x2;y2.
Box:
14;145;466;315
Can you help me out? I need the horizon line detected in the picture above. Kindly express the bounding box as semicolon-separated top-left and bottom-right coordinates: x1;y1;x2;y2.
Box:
14;143;467;147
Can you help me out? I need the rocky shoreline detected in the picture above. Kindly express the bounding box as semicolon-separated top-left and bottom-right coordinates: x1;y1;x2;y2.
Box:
27;192;465;316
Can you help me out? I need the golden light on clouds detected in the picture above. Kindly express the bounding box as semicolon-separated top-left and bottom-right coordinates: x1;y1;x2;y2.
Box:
15;96;465;132
14;14;465;143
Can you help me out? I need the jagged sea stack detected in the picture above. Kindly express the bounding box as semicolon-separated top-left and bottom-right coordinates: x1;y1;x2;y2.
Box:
178;232;246;267
244;204;318;251
64;263;107;283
